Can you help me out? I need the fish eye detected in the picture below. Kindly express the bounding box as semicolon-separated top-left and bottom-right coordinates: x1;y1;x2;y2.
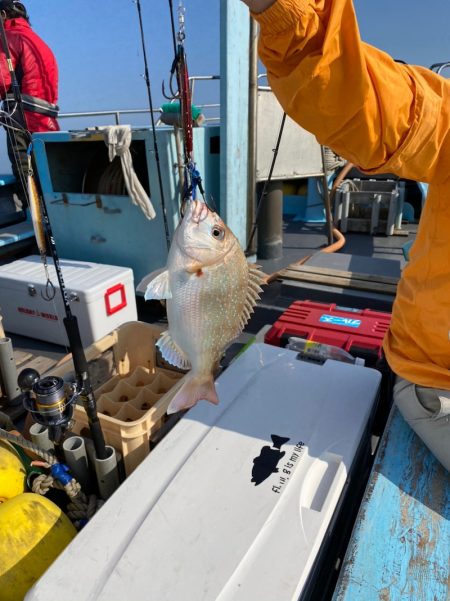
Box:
211;226;225;240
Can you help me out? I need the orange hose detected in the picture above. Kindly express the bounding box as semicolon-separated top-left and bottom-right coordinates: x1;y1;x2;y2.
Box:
322;226;346;253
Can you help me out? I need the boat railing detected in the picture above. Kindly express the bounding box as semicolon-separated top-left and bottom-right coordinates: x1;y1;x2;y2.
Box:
58;75;221;128
429;61;450;76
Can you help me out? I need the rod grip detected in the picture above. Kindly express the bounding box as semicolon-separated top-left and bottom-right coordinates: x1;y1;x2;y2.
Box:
63;315;88;374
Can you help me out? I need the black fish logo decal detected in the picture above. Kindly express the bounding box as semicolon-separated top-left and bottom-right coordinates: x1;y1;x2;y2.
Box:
251;434;290;486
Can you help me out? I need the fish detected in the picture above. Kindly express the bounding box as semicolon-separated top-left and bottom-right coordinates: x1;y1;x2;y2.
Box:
251;435;291;486
143;200;265;414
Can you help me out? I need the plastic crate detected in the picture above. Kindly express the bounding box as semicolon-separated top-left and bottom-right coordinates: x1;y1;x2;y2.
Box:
334;179;399;235
49;321;185;475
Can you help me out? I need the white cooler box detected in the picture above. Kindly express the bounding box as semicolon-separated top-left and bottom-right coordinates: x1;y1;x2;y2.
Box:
26;343;381;601
0;255;137;346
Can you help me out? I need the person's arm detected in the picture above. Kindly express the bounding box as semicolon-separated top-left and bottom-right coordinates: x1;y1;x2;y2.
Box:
241;0;276;13
0;40;12;98
246;0;450;184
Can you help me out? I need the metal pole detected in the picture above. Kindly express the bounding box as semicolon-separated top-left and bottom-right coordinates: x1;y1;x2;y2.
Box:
246;17;258;255
320;145;334;245
246;112;286;254
257;180;283;260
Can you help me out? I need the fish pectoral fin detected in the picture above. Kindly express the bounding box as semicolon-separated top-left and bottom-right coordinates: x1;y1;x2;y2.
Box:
166;374;219;415
156;330;191;369
143;269;172;300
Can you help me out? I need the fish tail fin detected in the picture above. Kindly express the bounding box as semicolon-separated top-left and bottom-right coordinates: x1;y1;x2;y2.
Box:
166;374;219;415
271;435;290;449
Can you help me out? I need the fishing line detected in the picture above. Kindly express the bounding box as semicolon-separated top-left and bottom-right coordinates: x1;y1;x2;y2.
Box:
134;0;171;253
167;0;178;60
0;19;107;458
165;1;208;215
245;111;287;254
2;105;29;204
27;149;108;456
0;23;31;206
0;17;64;342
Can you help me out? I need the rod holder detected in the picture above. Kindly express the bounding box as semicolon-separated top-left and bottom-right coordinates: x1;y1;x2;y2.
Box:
29;423;55;452
0;337;22;405
93;445;120;500
62;435;92;493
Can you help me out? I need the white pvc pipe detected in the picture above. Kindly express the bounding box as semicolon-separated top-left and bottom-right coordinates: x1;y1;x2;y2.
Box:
29;423;55;452
0;337;21;405
93;445;120;500
62;435;92;493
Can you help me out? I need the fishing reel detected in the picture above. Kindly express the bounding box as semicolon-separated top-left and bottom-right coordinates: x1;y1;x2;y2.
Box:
18;368;79;444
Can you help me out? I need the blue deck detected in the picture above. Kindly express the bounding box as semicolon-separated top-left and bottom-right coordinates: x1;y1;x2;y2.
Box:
333;408;450;601
0;220;34;247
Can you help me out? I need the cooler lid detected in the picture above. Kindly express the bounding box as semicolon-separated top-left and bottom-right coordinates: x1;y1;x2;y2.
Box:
26;343;381;601
0;255;134;303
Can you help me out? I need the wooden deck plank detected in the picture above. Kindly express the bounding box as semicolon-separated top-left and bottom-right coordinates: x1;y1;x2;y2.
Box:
13;350;34;367
333;408;450;601
19;355;59;376
282;264;400;286
279;267;398;295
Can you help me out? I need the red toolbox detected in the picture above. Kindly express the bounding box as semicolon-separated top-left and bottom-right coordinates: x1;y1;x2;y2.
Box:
265;300;391;366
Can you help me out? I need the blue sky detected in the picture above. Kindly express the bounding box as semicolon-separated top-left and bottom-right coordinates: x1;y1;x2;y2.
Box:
23;0;450;117
1;0;449;172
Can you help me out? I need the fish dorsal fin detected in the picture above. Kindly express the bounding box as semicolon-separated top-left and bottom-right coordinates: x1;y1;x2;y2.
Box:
144;269;172;300
239;263;265;330
156;330;191;370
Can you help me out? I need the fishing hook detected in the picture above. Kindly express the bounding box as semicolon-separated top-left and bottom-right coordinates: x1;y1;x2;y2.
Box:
162;0;187;100
161;70;180;101
205;195;217;213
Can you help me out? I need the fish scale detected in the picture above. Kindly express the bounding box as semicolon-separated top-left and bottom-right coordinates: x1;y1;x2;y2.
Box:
144;200;265;414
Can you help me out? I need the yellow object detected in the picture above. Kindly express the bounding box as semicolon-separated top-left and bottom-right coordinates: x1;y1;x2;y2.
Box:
283;181;298;195
254;0;450;389
0;493;76;601
0;440;26;502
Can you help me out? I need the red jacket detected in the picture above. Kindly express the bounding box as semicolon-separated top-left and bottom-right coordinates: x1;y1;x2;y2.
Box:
0;17;59;132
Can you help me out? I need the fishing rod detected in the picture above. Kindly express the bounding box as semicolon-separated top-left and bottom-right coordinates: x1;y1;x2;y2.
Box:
134;0;171;252
0;17;108;459
245;112;287;254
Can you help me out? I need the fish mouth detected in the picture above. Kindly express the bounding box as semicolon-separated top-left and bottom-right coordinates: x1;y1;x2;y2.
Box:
185;200;210;224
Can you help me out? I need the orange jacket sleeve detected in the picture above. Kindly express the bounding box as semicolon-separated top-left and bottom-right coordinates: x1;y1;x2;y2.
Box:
253;0;450;184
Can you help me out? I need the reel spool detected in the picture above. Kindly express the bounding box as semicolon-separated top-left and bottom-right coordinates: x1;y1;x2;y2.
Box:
19;368;79;444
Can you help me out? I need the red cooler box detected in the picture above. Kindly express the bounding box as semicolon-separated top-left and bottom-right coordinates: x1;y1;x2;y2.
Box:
265;301;391;367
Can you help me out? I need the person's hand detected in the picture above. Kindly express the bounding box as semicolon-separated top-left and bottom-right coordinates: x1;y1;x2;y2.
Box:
241;0;277;14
